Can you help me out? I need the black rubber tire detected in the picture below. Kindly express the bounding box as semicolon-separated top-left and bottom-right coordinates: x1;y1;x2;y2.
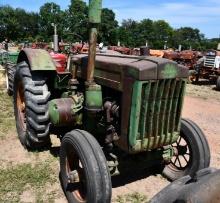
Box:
60;129;112;203
13;61;51;150
216;76;220;91
163;118;210;181
6;62;16;96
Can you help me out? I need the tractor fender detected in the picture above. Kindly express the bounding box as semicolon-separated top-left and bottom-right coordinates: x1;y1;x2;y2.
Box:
17;48;56;71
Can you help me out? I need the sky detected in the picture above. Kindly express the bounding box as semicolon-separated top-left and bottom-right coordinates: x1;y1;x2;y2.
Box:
0;0;220;39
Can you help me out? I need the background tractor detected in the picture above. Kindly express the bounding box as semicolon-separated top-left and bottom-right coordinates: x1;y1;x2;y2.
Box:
4;47;67;96
191;49;220;89
12;0;210;202
0;50;19;95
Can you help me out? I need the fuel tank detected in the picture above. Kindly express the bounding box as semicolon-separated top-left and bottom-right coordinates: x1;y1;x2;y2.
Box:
50;52;67;72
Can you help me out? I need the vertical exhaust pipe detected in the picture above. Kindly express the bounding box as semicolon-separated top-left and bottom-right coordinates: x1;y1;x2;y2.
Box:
85;0;103;131
84;0;103;122
87;0;102;83
85;0;103;116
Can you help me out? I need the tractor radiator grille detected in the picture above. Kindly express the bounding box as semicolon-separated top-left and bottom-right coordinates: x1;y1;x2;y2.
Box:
129;79;186;152
204;56;215;68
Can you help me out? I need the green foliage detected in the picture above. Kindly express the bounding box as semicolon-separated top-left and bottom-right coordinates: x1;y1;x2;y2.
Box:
115;192;148;203
0;6;39;41
64;0;88;42
136;19;154;47
152;20;173;49
118;19;139;47
39;2;65;41
0;163;56;202
0;90;15;139
99;8;118;45
117;19;208;50
172;27;204;50
0;2;219;50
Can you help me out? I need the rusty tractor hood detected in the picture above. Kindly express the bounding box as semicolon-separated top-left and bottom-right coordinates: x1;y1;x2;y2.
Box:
73;53;188;81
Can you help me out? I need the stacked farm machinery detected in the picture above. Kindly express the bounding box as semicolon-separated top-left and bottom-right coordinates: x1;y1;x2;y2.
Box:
8;0;211;203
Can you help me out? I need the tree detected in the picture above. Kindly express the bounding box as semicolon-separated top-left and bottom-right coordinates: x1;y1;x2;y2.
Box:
64;0;88;42
39;2;64;41
0;2;218;51
0;6;39;42
116;19;174;49
136;19;154;47
14;8;39;41
117;19;139;47
152;20;173;49
98;8;118;45
172;27;204;50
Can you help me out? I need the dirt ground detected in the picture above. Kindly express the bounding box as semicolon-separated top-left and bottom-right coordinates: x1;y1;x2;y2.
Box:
0;83;220;202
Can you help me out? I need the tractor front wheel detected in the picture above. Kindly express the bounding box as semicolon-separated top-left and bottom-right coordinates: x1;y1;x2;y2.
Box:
163;118;210;181
60;130;112;203
14;62;51;150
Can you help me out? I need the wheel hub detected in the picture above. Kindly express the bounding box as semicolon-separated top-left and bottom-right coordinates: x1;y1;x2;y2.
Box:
68;170;80;183
175;145;188;156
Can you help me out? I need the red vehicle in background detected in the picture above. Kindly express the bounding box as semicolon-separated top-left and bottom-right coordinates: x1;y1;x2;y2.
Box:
31;42;67;72
49;51;67;72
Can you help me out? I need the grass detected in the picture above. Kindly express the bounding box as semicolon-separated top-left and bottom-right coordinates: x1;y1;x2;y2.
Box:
0;162;57;202
115;192;148;203
0;91;62;202
0;90;15;139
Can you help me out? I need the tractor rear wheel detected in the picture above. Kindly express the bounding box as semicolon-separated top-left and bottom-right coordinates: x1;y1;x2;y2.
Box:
14;61;51;150
163;118;210;181
216;76;220;91
6;62;16;96
60;130;112;203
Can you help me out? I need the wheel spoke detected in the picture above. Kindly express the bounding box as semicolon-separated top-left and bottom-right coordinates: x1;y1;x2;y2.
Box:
67;182;81;192
173;157;178;165
177;137;181;145
164;119;210;181
177;157;182;168
182;155;188;164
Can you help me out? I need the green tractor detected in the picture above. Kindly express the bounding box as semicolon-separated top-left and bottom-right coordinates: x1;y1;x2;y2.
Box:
12;1;210;202
0;50;19;95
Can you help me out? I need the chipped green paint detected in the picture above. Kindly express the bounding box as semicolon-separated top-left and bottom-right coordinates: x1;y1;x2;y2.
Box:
129;81;144;146
85;83;103;108
161;64;178;78
127;68;139;79
8;52;19;64
18;49;56;71
131;133;179;153
129;79;186;153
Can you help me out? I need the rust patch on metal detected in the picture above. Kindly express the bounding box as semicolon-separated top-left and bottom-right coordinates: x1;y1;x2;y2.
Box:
17;48;56;71
87;28;98;83
17;82;26;131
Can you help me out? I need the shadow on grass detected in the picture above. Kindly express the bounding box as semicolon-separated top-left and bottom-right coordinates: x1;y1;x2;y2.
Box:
49;146;60;157
48;145;165;189
112;165;164;188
